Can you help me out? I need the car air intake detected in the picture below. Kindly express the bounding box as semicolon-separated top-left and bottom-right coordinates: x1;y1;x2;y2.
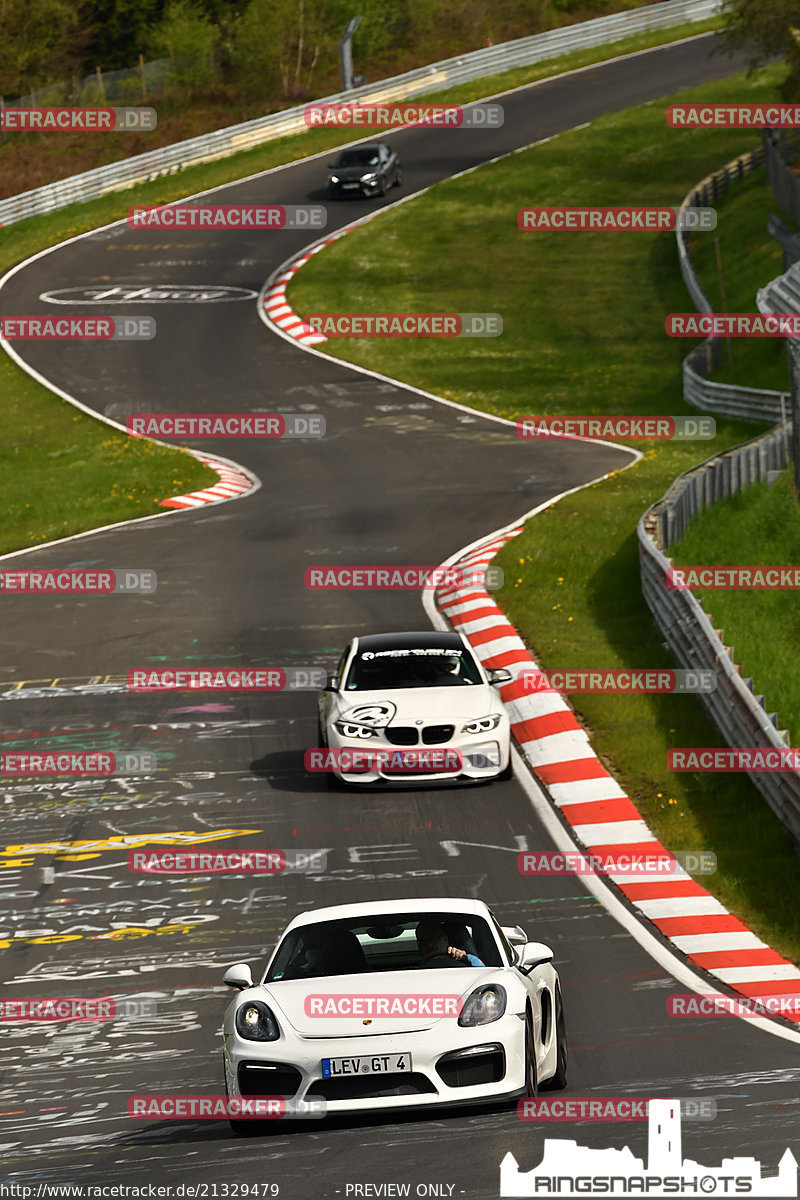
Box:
313;1073;437;1101
239;1063;303;1097
436;1044;505;1088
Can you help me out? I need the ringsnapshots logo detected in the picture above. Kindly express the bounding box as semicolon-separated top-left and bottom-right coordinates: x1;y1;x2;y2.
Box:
0;107;156;131
500;1097;797;1198
518;850;717;876
667;313;800;337
0;752;157;776
516;668;716;694
127;1095;326;1119
126;413;325;438
128;204;325;229
517;1097;717;1122
305;102;503;128
667;102;800;128
0;316;155;340
0;569;156;594
0;996;156;1021
518;207;716;232
127;667;326;691
304;565;503;590
128;847;326;874
668;748;800;773
302;313;502;337
668;566;800;590
517;416;715;441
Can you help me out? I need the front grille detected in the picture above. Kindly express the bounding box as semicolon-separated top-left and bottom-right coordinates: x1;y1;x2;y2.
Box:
384;727;418;746
422;724;454;744
313;1072;437;1101
436;1045;505;1088
239;1062;303;1098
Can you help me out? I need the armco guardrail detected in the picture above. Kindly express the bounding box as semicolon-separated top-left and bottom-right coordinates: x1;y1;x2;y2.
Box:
638;422;800;848
677;143;789;422
0;0;721;228
637;154;800;847
764;128;800;229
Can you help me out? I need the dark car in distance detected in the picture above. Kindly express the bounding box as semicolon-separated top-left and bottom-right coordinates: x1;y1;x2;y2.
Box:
326;143;402;199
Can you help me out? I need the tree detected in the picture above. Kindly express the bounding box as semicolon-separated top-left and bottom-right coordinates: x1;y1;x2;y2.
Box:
722;0;800;98
0;0;90;97
148;0;218;91
230;0;336;101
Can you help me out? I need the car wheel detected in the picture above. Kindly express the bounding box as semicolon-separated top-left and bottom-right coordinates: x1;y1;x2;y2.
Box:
498;758;513;781
394;167;403;188
377;177;386;197
524;1009;539;1098
317;714;328;747
542;984;568;1090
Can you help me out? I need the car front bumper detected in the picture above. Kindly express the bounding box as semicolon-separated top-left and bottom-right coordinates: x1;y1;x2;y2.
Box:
323;727;511;786
224;1012;527;1116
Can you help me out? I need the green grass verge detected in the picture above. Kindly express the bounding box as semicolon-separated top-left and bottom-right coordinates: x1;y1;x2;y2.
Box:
691;166;793;393
672;469;800;746
287;65;800;964
0;14;723;558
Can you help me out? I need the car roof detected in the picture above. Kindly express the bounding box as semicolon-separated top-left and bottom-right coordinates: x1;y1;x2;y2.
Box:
353;631;466;653
285;897;492;929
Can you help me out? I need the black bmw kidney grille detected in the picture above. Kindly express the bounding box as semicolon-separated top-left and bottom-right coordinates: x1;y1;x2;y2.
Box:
422;724;455;744
384;727;419;745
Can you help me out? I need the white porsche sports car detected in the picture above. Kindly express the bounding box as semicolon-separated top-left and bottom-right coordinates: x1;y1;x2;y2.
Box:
222;897;567;1131
316;631;513;785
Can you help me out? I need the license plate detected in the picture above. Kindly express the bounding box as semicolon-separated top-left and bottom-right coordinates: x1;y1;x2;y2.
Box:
342;182;359;188
321;1053;412;1077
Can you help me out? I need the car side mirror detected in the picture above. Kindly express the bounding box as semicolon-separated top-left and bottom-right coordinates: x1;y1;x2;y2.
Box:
516;942;554;975
487;667;513;685
501;924;528;947
321;674;339;692
223;963;254;990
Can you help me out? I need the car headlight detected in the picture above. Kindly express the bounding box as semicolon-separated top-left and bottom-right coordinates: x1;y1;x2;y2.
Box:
329;175;339;183
334;721;376;739
361;172;377;182
236;1000;279;1041
462;714;503;734
458;985;506;1027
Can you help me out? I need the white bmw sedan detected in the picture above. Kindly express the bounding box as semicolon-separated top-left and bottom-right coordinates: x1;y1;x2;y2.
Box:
316;631;512;786
222;897;567;1132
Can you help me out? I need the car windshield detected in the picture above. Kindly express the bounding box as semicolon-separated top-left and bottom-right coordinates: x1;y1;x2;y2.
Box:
344;647;483;690
334;148;380;167
265;912;502;981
